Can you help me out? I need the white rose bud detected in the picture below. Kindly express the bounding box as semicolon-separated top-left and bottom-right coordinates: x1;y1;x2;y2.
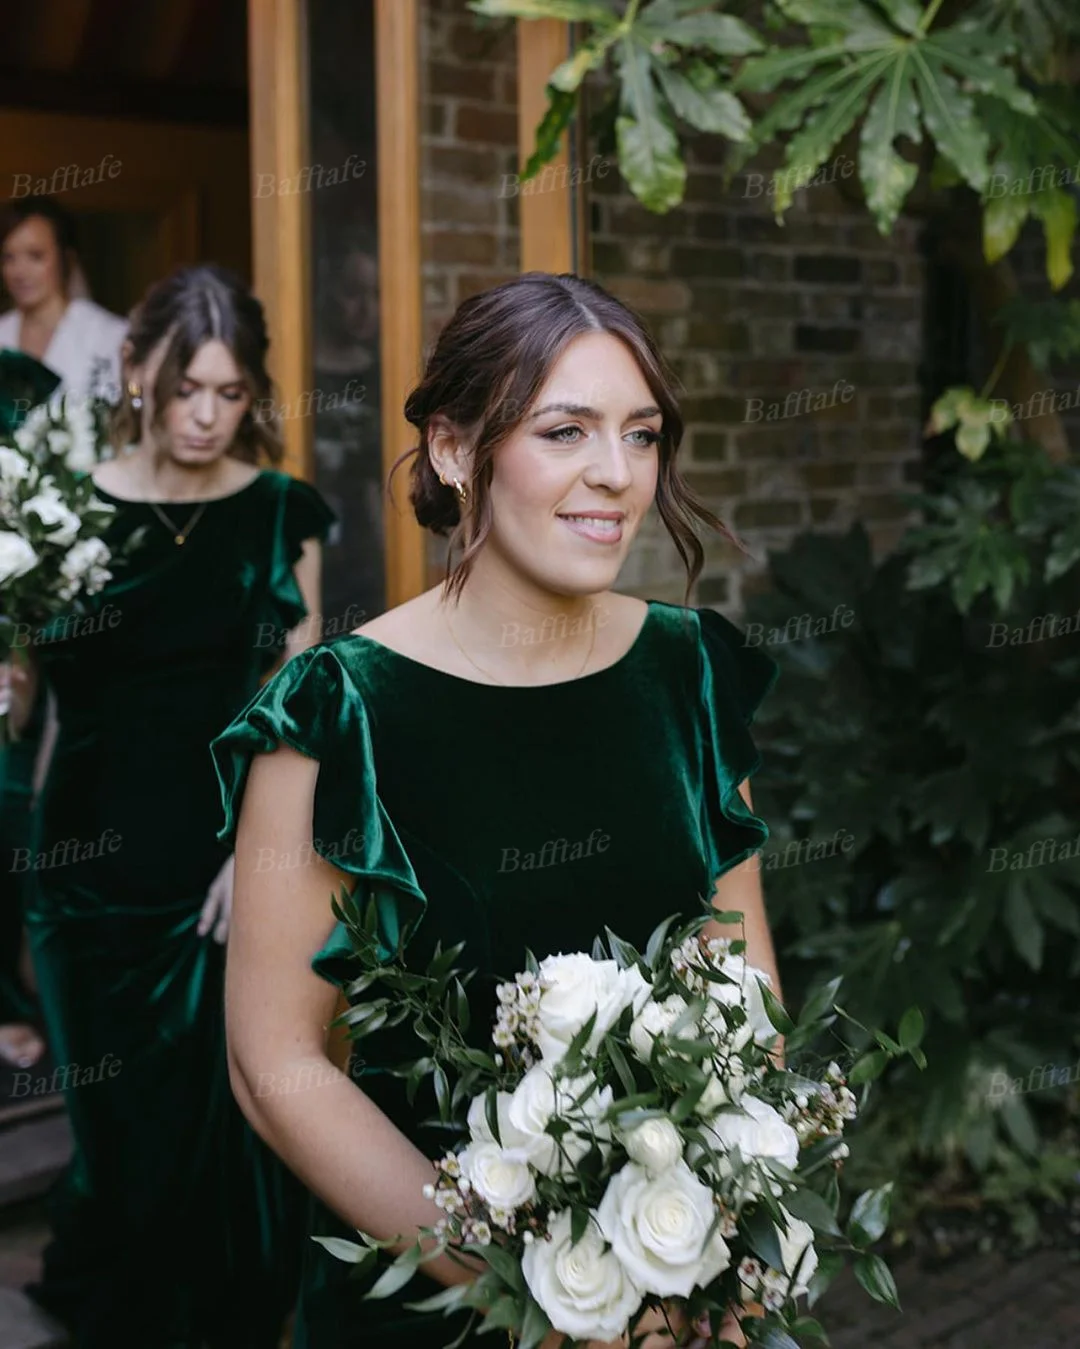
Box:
706;952;777;1047
0;531;39;584
776;1208;818;1298
534;953;651;1065
596;1160;731;1298
628;994;691;1063
24;484;81;547
523;1209;642;1342
502;1063;612;1177
698;1096;799;1196
620;1117;683;1174
0;446;31;486
458;1141;536;1214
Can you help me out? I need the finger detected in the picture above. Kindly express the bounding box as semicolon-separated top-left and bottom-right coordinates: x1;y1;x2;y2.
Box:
213;907;230;944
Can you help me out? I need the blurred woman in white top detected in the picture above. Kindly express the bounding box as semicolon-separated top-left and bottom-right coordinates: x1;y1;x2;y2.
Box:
0;195;127;405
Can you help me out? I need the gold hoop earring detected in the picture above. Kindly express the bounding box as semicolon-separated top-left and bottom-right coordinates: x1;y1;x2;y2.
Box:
127;380;143;411
452;476;468;503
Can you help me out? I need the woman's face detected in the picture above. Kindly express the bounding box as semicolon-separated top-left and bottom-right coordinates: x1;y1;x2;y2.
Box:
1;215;66;312
482;331;662;598
136;338;252;465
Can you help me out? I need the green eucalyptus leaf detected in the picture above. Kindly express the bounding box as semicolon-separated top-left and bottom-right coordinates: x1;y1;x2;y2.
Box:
781;1186;843;1236
898;1006;925;1050
849;1183;893;1246
853;1252;901;1309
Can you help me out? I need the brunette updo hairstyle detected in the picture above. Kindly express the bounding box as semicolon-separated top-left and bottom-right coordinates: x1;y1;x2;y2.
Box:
0;195;78;292
399;271;739;600
110;264;283;464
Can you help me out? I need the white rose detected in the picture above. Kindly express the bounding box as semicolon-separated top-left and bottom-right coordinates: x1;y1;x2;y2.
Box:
620;1116;683;1174
0;531;39;584
0;447;31;487
704;953;777;1047
523;1209;642;1342
59;537;111;600
597;1160;730;1298
628;994;692;1062
501;1063;613;1176
13;405;50;451
776;1208;818;1297
62;404;98;472
457;1140;536;1214
534;953;650;1064
699;1096;799;1196
24;483;81;547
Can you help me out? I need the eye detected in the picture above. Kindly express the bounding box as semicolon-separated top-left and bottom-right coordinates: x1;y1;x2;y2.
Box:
626;427;661;447
542;424;584;444
220;388;245;402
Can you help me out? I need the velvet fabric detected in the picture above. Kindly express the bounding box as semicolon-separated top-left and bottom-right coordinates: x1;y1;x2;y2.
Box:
22;468;335;1348
212;600;779;1349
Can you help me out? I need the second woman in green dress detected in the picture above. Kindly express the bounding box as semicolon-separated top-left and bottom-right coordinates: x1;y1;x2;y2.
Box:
20;264;334;1348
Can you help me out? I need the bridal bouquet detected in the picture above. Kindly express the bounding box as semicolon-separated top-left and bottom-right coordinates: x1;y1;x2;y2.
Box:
324;904;925;1348
0;395;119;661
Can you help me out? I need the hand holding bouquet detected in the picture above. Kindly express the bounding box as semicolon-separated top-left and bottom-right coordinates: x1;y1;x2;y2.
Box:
325;904;925;1348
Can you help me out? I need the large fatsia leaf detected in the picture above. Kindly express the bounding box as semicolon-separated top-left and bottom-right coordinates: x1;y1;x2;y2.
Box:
615;39;686;212
1029;189;1077;291
653;61;752;139
641;9;764;56
521;87;578;179
858;58;921;231
994;298;1080;371
468;0;618;20
910;52;989;193
770;53;891;215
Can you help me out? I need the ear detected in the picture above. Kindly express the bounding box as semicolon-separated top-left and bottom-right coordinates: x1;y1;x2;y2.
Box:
427;415;472;486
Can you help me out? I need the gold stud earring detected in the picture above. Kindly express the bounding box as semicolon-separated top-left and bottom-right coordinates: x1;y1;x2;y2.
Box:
127;380;143;410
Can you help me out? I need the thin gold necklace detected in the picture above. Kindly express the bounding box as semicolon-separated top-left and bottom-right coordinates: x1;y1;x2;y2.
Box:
147;499;209;546
131;448;214;545
443;606;598;686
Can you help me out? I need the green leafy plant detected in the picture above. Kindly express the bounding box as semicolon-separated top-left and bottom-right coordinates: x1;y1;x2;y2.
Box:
472;0;1080;287
739;474;1080;1226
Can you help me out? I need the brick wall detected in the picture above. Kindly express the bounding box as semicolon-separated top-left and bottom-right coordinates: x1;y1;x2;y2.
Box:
420;0;520;341
418;1;925;614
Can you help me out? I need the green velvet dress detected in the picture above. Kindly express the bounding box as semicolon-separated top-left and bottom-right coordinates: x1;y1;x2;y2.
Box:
23;468;335;1348
212;600;779;1349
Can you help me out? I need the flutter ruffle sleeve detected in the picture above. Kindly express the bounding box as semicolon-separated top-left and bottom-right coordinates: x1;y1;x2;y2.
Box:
211;643;426;986
695;606;780;882
258;474;338;669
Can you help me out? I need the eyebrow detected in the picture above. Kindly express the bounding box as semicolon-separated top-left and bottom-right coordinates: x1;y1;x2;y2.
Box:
528;402;662;421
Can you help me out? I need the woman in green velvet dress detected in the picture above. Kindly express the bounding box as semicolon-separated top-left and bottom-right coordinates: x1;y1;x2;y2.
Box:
17;265;333;1347
213;273;780;1349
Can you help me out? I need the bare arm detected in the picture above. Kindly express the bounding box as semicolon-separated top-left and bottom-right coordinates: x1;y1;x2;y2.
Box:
704;780;783;1004
225;741;472;1288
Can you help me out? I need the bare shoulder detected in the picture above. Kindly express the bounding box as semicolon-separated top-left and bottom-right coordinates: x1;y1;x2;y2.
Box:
349;588;445;657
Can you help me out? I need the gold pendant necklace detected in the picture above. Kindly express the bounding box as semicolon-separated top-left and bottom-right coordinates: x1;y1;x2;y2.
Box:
147;499;209;546
443;606;598;686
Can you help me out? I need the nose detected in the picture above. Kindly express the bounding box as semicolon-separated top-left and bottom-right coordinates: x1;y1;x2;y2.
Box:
191;389;217;428
582;429;634;493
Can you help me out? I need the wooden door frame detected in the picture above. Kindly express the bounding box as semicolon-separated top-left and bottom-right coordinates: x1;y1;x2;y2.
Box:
248;0;428;609
517;20;584;275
